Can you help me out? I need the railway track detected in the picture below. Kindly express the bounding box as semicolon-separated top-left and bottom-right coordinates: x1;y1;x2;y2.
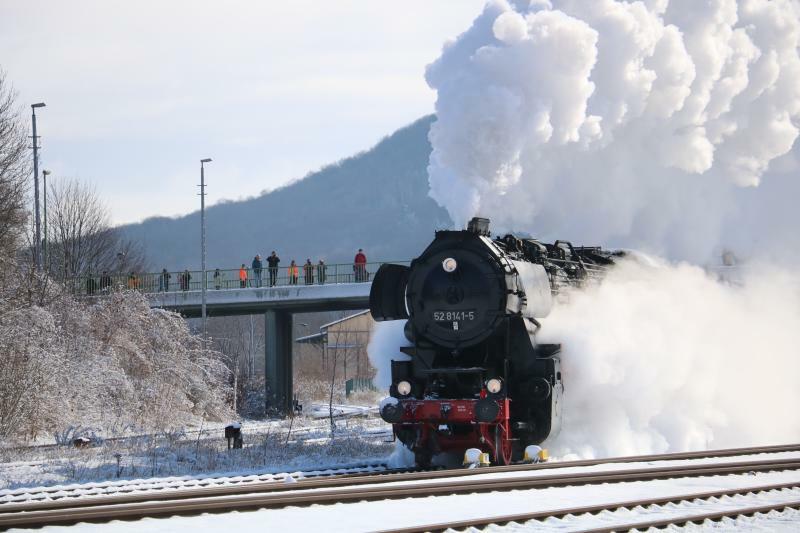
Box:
1;444;799;528
0;461;394;505
5;442;798;506
377;484;800;532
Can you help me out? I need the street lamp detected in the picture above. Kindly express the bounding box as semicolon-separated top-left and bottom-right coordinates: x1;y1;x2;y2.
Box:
31;102;46;270
199;158;212;335
42;169;51;270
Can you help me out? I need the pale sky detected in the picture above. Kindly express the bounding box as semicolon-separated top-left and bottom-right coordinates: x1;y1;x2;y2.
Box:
0;0;485;225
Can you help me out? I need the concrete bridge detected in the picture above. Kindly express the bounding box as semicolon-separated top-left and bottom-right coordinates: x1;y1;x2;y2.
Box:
147;282;371;317
146;282;374;416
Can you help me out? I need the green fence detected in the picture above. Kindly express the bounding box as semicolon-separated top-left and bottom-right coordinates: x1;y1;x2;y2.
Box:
345;377;378;396
69;261;409;297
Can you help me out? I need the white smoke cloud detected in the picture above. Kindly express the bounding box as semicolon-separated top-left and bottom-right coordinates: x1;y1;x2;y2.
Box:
426;0;800;262
413;0;800;458
367;320;411;390
541;257;800;458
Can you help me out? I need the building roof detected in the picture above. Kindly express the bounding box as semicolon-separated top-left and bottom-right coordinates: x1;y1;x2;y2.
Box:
319;309;370;329
294;309;371;344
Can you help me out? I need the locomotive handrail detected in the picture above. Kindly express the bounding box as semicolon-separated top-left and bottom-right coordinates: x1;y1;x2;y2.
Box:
66;260;411;297
540;256;608;271
553;240;588;275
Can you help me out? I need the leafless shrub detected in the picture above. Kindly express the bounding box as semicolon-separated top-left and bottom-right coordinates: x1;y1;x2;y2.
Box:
0;287;233;442
0;69;29;261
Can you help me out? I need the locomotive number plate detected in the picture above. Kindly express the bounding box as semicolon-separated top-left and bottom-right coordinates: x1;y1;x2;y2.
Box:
433;310;476;322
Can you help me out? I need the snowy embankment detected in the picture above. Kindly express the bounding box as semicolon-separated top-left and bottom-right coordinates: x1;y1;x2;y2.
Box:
0;412;391;495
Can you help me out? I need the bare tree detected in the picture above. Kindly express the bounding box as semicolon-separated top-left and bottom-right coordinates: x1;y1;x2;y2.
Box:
46;178;147;279
0;69;29;261
208;315;264;415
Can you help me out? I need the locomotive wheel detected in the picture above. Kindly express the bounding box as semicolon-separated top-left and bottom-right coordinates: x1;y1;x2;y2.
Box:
414;449;433;469
493;425;513;466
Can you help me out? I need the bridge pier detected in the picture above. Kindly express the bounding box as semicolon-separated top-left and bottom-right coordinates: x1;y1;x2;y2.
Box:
265;309;293;416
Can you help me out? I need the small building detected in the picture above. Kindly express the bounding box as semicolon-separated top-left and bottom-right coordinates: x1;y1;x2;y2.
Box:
295;310;375;382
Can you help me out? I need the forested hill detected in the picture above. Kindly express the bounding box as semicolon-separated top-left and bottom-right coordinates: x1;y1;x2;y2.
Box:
120;116;452;271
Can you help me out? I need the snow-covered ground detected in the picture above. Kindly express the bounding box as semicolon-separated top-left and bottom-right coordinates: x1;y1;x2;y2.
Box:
6;451;800;532
0;408;391;494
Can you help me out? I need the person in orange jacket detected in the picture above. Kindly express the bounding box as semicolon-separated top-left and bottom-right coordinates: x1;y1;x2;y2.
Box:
288;260;299;285
239;264;248;288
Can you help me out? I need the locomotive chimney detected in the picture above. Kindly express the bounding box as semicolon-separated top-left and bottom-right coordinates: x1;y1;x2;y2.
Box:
467;217;490;236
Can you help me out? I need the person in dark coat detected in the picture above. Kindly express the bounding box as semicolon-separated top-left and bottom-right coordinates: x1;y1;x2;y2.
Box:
181;270;192;291
214;268;222;290
303;259;314;285
252;255;263;287
317;259;327;284
267;251;280;287
159;269;171;292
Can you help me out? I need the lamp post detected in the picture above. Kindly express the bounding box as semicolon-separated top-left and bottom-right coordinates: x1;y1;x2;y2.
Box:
31;102;46;270
199;158;212;336
42;169;51;270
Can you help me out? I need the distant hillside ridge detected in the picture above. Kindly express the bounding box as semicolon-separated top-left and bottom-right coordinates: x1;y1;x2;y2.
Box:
120;115;452;271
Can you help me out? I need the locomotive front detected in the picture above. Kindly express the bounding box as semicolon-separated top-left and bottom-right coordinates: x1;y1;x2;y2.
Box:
370;217;565;466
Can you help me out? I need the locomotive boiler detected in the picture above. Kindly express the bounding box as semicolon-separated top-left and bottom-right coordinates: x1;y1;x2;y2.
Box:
370;217;619;466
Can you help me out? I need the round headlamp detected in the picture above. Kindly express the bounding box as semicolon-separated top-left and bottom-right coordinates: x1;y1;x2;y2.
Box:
486;378;503;394
396;380;412;396
442;257;457;273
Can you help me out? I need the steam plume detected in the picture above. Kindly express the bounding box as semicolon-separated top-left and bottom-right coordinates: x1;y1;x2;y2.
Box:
426;0;800;262
416;0;800;457
541;258;800;457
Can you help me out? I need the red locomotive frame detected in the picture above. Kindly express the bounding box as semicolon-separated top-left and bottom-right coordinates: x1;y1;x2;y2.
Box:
393;397;513;465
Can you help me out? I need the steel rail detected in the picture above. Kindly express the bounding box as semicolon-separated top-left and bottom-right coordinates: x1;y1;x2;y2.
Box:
581;500;800;533
4;443;800;509
375;482;800;533
0;461;392;504
2;456;800;527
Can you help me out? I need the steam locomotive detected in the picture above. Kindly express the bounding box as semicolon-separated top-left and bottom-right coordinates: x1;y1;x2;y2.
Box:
370;217;620;466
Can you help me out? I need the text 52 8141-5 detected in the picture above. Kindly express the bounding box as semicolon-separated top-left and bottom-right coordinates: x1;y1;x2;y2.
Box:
433;310;475;322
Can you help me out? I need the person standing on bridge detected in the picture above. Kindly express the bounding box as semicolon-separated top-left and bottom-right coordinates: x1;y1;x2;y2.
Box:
303;259;314;285
267;251;280;286
239;264;248;288
181;270;191;291
252;254;263;287
214;268;222;290
354;248;367;282
159;269;171;292
288;260;299;285
317;259;327;284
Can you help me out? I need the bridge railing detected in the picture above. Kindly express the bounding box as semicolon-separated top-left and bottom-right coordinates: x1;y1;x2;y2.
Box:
69;261;409;297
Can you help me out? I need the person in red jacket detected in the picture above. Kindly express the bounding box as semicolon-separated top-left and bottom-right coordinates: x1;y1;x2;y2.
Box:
353;248;367;282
